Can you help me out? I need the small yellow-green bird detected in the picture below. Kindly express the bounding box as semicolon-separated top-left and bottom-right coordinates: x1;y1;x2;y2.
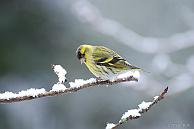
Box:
76;44;141;79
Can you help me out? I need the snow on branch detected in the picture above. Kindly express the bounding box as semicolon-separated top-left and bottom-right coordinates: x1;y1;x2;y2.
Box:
52;64;67;83
106;86;168;129
0;65;138;104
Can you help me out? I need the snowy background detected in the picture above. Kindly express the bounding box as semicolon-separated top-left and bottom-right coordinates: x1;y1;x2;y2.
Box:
0;0;193;129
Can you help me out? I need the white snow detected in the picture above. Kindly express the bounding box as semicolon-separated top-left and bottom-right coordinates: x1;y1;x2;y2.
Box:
117;71;133;79
154;96;159;100
69;78;96;88
118;95;160;122
121;109;141;120
116;70;140;80
51;65;67;91
0;92;17;100
53;64;67;83
105;123;116;129
18;88;46;97
0;88;46;100
51;83;67;92
138;101;152;110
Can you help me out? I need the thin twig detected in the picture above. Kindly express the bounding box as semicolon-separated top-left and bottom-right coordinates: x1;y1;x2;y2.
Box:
107;86;168;129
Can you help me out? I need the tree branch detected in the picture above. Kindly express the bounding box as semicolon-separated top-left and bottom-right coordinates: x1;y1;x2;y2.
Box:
106;86;168;129
0;65;138;104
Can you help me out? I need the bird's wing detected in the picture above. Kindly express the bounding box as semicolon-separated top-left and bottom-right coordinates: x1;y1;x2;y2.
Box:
92;46;131;70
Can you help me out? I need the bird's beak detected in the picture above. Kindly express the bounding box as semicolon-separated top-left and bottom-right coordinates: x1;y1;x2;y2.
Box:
80;58;85;64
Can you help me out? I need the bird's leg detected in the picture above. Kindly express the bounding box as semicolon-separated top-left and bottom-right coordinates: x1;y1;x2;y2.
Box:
96;77;104;82
96;77;111;84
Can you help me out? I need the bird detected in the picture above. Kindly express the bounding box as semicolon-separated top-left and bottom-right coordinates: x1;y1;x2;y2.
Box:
76;44;141;80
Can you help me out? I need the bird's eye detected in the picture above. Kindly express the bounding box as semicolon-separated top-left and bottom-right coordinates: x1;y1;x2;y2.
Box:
77;51;82;59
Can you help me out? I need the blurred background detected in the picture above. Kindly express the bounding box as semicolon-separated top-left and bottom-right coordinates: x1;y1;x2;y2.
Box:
0;0;194;129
